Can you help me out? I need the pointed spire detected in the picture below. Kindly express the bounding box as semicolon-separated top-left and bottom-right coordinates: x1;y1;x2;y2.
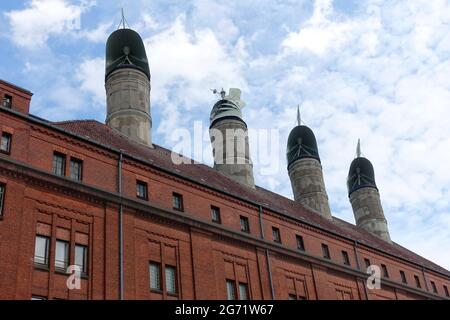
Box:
117;8;129;29
356;138;361;158
297;104;301;126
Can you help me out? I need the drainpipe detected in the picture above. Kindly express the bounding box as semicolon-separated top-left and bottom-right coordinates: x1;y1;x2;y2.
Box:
118;150;124;300
259;205;275;299
354;240;369;300
422;267;429;292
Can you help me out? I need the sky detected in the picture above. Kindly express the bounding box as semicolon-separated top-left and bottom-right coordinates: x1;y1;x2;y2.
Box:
1;0;450;270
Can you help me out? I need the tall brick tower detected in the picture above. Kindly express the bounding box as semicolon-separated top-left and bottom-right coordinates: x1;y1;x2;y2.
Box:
287;108;332;219
209;88;255;188
105;27;152;146
347;140;391;242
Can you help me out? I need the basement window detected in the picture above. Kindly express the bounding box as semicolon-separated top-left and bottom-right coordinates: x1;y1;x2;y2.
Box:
414;275;421;288
321;244;330;259
2;94;12;108
400;270;407;284
342;250;350;266
0;132;12;154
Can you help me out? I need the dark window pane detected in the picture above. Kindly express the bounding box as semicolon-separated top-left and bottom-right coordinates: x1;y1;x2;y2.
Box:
70;158;83;181
149;262;161;291
400;271;407;284
0;133;11;153
136;181;148;200
444;285;449;297
173;193;183;211
3;95;12;108
296;235;305;251
414;275;421;288
34;236;49;266
364;258;371;269
0;183;5;217
288;294;297;300
165;265;177;294
321;244;330;259
53;153;66;176
342;251;350;266
240;216;250;233
272;227;281;243
226;280;236;300
431;281;437;293
381;264;389;278
211;206;221;223
239;283;248;300
75;245;88;275
55;240;69;270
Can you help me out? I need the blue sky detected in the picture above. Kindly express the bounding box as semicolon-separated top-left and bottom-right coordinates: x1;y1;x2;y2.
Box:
1;0;450;270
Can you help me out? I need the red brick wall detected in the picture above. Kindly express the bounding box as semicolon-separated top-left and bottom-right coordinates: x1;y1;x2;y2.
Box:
0;80;32;114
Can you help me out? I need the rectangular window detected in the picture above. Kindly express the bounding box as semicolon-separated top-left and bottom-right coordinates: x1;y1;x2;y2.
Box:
272;227;281;243
0;132;12;154
211;206;221;223
136;180;148;200
431;281;437;294
52;152;66;177
321;244;330;259
444;285;449;297
296;235;305;251
400;271;407;284
226;280;236;300
0;183;5;217
414;275;421;288
34;235;50;266
364;258;371;269
381;264;389;278
172;193;183;211
342;250;350;266
55;240;69;271
165;265;177;295
3;94;12;108
239;283;248;300
69;158;83;181
149;262;162;291
75;245;88;276
240;216;250;233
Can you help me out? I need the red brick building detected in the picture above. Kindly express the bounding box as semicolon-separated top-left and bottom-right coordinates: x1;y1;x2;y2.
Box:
0;28;449;300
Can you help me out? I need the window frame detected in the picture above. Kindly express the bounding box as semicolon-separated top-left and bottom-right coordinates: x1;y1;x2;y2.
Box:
431;281;437;294
364;258;371;269
172;192;184;211
321;243;330;260
52;152;66;177
54;239;70;272
341;250;350;266
75;244;88;276
444;285;449;297
149;261;162;292
3;94;12;108
136;180;149;200
0;183;5;218
0;132;12;154
296;235;305;251
238;282;249;300
34;235;50;267
69;157;83;181
165;265;178;296
239;215;250;233
414;275;421;288
226;279;236;300
381;264;389;278
400;270;407;284
211;206;221;224
272;227;281;243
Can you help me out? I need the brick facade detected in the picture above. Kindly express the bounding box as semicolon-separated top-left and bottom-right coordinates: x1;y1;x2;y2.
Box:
0;80;449;300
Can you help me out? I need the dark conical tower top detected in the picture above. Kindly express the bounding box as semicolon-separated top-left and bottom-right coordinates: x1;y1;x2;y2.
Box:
347;140;378;196
286;124;320;168
105;27;150;80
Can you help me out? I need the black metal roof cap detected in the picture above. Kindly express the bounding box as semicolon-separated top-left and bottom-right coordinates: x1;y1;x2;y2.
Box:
286;125;320;168
347;157;378;196
105;28;150;80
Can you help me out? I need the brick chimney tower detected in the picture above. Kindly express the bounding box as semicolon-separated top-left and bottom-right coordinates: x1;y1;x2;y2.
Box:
209;88;255;188
347;140;391;242
105;27;152;146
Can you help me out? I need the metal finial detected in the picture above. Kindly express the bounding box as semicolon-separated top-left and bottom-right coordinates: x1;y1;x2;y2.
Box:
297;104;301;126
356;139;361;158
117;8;129;29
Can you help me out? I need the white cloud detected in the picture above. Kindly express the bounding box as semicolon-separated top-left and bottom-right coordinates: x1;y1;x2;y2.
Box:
75;57;105;106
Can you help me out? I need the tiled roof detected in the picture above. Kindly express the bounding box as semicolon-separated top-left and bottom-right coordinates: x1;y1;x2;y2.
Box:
53;119;450;276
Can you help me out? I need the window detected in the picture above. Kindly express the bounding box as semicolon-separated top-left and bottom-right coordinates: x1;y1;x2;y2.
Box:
381;264;389;278
226;280;236;300
296;235;305;251
211;206;221;223
364;258;371;269
342;251;350;266
239;283;248;300
149;262;162;291
165;265;177;295
34;236;50;266
55;240;69;271
321;244;330;259
69;158;83;181
0;183;5;217
431;281;437;294
240;216;250;233
3;94;12;108
75;245;88;276
0;132;11;154
414;275;421;288
288;294;297;300
52;152;66;176
272;227;281;243
444;285;449;297
400;271;407;284
172;193;183;211
136;180;148;200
